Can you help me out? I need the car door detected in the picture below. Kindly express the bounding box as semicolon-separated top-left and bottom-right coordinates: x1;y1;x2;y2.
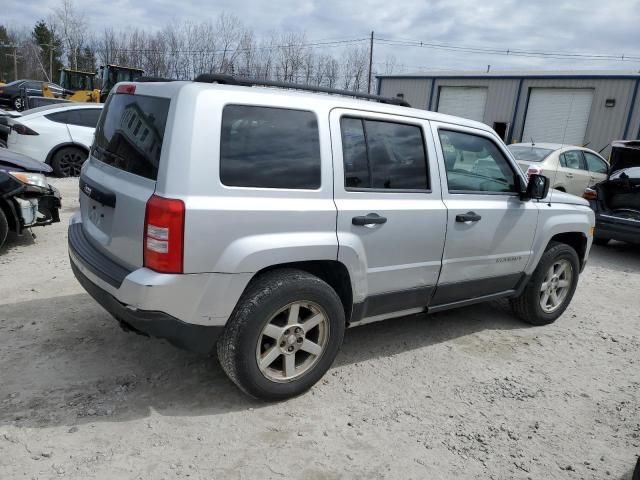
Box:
330;109;447;321
558;150;590;196
583;151;609;187
64;108;102;147
429;122;539;308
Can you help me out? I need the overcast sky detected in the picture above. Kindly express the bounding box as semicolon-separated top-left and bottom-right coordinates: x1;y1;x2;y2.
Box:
5;0;640;73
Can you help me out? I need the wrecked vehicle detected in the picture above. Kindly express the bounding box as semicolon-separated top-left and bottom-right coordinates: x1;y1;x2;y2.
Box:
0;149;61;250
584;140;640;246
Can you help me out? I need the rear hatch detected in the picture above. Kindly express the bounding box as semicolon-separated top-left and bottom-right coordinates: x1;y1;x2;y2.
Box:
79;87;171;270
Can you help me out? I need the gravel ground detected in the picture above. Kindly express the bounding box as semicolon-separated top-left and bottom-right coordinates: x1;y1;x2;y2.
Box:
1;177;639;480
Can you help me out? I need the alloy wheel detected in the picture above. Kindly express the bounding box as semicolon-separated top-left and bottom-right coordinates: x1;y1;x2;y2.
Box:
256;301;330;383
57;151;85;177
539;259;573;313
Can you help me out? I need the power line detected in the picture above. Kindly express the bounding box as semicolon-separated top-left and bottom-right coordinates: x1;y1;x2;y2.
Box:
107;37;368;55
374;37;640;62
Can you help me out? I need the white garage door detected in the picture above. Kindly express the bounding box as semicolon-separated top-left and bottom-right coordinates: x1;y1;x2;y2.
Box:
437;87;487;122
522;89;593;145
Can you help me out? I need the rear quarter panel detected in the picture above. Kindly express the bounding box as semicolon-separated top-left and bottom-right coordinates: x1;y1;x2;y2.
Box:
157;84;339;274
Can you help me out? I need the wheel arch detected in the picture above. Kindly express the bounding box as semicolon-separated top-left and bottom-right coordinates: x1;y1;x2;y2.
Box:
45;142;89;165
247;260;354;323
0;197;20;234
547;232;588;269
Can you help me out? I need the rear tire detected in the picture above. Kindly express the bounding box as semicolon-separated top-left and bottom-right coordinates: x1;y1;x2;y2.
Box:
510;242;580;326
51;146;87;177
593;237;610;246
0;208;9;251
217;269;345;401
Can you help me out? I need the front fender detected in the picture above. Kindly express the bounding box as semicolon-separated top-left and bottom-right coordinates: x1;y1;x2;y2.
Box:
525;203;594;274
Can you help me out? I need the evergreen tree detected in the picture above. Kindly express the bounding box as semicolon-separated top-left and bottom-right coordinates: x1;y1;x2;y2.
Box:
31;20;63;82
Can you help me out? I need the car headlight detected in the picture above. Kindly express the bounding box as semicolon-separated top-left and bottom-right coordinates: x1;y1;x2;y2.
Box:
9;171;48;189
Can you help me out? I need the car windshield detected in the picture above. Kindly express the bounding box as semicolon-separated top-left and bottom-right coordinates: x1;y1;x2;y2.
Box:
508;145;554;162
3;80;23;87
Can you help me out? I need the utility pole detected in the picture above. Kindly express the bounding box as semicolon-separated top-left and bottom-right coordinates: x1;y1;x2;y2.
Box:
367;31;374;94
0;44;19;81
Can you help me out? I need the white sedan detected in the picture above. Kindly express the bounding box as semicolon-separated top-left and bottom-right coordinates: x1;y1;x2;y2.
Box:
508;143;609;197
6;103;103;176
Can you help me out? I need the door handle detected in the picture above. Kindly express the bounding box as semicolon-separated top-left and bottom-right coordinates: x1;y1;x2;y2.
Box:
565;173;574;178
352;213;387;226
456;211;482;223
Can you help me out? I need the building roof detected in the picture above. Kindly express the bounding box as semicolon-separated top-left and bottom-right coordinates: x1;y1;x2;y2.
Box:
377;70;640;80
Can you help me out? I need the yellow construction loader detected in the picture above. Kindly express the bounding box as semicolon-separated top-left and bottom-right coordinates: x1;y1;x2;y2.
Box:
42;68;101;103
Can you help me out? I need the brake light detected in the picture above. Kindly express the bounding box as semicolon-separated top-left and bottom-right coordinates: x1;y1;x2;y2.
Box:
583;187;598;200
144;194;185;273
116;84;136;95
11;122;39;135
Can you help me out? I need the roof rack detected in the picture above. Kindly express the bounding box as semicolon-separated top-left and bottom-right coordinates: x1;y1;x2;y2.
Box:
194;73;411;107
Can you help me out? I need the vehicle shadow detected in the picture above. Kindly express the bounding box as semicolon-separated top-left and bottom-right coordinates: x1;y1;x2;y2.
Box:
0;231;35;253
0;293;526;429
589;242;640;272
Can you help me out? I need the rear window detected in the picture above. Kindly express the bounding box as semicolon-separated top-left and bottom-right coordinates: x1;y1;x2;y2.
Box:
508;145;554;162
220;105;321;189
93;94;170;180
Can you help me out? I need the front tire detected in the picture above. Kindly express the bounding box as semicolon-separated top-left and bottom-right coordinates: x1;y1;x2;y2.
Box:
510;242;580;326
51;147;87;177
217;269;345;401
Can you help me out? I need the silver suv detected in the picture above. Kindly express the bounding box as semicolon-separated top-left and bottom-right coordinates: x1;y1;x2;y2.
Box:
69;76;595;400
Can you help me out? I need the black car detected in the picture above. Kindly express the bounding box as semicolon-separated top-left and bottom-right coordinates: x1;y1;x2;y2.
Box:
0;148;61;250
584;141;640;246
0;80;64;112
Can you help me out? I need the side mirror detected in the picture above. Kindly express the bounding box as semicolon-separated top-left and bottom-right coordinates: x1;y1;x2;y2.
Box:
525;173;550;200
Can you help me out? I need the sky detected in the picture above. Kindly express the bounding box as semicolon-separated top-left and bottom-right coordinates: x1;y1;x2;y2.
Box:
4;0;640;73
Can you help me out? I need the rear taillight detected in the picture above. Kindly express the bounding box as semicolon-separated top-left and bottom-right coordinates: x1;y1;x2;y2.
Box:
144;194;185;273
583;187;598;200
526;165;543;178
116;84;136;95
11;122;39;135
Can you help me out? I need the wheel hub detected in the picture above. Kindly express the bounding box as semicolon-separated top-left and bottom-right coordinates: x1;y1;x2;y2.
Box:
278;325;305;354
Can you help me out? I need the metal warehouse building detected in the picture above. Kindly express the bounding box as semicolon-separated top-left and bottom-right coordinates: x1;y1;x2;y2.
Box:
377;71;640;156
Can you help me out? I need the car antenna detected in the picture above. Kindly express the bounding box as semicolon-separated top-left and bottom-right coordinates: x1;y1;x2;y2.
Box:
530;137;535;147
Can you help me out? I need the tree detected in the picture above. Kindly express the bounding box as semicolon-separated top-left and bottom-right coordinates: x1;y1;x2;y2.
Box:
54;0;87;70
31;20;63;82
0;25;14;82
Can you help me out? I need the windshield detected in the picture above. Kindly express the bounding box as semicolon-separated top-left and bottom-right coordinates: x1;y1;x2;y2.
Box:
508;145;554;162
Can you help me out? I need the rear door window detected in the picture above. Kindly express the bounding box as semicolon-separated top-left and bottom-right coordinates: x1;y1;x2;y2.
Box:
341;117;429;190
93;94;170;181
560;150;586;170
220;105;321;189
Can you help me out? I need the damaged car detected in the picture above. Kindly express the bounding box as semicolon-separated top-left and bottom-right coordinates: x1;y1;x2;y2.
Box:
0;149;61;250
584;140;640;246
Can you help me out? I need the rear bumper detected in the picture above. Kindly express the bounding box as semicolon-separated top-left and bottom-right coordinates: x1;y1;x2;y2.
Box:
70;260;222;353
68;220;251;353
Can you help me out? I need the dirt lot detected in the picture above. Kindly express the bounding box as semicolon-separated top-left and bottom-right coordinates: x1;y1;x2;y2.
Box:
1;177;638;479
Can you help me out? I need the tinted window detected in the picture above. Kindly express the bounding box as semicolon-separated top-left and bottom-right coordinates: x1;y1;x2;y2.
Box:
508;145;554;162
220;105;321;189
25;81;42;89
560;151;585;170
93;94;170;181
341;118;369;188
341;117;428;190
438;130;517;193
584;152;608;174
45;111;70;124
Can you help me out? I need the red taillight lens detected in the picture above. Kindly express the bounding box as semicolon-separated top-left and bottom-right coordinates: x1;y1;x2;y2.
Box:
11;122;39;135
144;194;185;273
116;84;136;95
526;165;543;178
583;188;598;200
